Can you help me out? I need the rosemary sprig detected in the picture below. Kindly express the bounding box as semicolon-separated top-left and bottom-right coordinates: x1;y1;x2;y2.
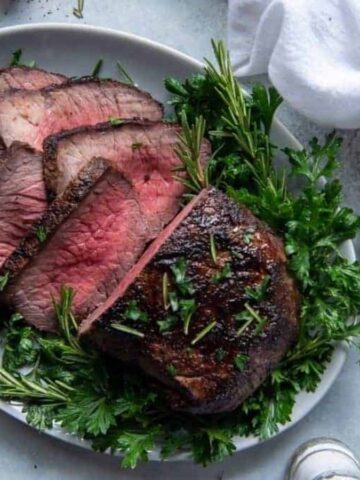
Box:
92;58;103;77
209;234;218;265
73;0;85;18
117;61;135;85
174;113;208;193
111;323;145;338
191;321;217;345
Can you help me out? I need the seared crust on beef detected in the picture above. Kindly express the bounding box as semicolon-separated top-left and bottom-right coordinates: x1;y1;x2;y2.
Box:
82;188;299;414
0;65;66;93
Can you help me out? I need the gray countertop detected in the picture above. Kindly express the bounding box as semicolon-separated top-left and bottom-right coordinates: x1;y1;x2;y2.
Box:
1;1;360;479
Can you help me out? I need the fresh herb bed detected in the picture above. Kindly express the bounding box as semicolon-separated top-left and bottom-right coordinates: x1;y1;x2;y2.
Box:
1;41;360;468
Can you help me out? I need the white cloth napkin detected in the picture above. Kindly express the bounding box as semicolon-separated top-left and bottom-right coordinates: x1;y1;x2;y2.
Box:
228;0;360;129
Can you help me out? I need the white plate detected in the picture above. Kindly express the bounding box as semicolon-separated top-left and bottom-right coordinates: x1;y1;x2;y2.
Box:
0;23;355;461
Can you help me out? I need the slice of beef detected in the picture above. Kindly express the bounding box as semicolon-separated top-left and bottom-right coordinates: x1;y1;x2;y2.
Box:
0;78;163;150
80;188;299;414
3;158;154;332
42;123;211;231
0;66;66;93
0;143;47;269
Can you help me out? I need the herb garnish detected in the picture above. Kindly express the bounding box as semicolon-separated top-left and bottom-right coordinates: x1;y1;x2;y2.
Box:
36;226;48;243
111;323;145;338
73;0;85;18
191;321;217;346
9;49;35;68
215;347;226;363
109;117;124;126
0;272;9;291
117;61;135;85
131;142;143;150
166;364;177;377
234;354;248;372
209;234;218;265
157;315;178;334
243;228;255;245
212;262;232;283
245;275;270;302
124;300;148;323
91;58;103;77
170;258;195;296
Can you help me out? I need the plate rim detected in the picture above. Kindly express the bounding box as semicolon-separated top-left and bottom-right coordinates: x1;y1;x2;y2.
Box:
0;22;355;462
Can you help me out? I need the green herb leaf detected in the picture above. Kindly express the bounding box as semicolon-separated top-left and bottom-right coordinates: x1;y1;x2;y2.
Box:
0;272;9;291
212;262;232;283
234;354;248;372
91;58;103;77
36;225;48;243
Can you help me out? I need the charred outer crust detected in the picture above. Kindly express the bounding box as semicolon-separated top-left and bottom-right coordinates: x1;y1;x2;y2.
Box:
85;188;300;414
0;158;110;283
43;120;170;201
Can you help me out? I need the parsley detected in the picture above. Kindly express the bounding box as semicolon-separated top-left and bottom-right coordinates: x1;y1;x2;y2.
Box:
170;257;195;296
36;226;48;243
131;142;143;150
0;272;9;291
215;348;226;363
124;300;148;323
9;49;35;68
212;262;232;283
245;275;270;302
234;354;248;372
109;117;124;126
166;364;177;377
157;315;178;334
243;228;255;245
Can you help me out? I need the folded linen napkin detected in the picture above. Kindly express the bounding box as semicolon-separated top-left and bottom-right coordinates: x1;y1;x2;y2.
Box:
228;0;360;129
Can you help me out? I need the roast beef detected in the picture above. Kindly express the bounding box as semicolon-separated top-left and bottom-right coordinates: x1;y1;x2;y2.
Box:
42;122;210;214
0;66;66;93
0;78;163;150
0;143;47;269
2;120;211;330
80;188;299;414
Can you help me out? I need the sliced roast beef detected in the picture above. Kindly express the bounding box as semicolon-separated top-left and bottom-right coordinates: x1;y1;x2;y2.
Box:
0;78;163;150
0;66;66;93
3;158;152;331
80;188;299;414
0;143;47;269
43;122;211;222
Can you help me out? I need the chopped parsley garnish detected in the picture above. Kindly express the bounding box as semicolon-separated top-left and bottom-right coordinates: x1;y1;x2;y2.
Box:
124;300;148;323
170;258;195;296
234;354;248;372
131;142;143;150
109;117;124;126
215;348;226;363
243;228;255;245
212;262;232;283
0;272;9;291
166;364;177;377
9;49;35;68
179;298;196;335
245;275;270;302
157;315;178;334
35;226;48;243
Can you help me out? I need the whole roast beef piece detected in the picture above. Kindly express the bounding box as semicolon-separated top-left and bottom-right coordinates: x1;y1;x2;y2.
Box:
80;188;299;414
0;143;47;269
0;66;66;93
0;78;163;150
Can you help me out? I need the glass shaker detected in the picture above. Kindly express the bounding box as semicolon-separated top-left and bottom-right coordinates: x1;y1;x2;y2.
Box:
286;438;360;480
